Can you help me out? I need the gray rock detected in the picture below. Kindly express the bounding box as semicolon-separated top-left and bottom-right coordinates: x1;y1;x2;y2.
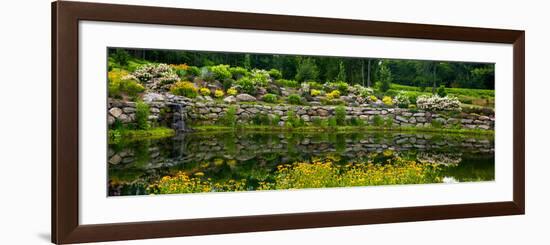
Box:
223;96;237;104
109;107;123;118
122;107;136;113
236;93;257;102
142;92;165;102
108;154;122;165
396;116;408;122
107;116;115;125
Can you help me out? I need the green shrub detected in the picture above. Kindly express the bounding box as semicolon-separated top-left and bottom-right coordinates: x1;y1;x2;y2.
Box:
312;117;323;127
285;110;302;127
220;106;237;127
268;69;283;79
307;81;323;90
186;66;201;76
170;81;198;98
324;81;349;94
263;93;277;103
385;117;394;128
222;79;234;90
275;79;299;88
335;106;346;126
252;113;271;126
437;85;447;97
236;77;256;95
108;78;145;99
349;117;365;126
393;92;410;108
287;94;303;105
135;101;150;130
270;114;281;126
209;64;232;80
372;115;384;127
229;66;249;79
250;69;270;87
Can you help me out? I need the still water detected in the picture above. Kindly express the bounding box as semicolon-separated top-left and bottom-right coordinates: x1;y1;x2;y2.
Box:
108;131;494;196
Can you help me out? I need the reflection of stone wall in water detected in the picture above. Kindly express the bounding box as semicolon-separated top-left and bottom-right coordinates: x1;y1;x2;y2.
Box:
108;133;494;171
107;93;494;131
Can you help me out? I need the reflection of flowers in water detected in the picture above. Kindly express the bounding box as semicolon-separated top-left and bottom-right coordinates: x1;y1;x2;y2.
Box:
417;153;462;166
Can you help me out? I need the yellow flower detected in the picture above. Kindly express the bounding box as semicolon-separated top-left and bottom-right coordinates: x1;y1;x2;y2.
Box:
214;89;224;98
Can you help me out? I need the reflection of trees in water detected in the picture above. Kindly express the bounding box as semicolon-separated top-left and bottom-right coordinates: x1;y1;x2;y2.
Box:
108;132;494;196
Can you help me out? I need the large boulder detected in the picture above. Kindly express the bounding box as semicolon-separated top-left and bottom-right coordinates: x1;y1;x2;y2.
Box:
109;107;123;118
223;96;237;104
142;92;165;103
236;93;257;102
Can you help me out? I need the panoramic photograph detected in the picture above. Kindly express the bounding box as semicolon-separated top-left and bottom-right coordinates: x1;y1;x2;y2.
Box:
106;48;495;196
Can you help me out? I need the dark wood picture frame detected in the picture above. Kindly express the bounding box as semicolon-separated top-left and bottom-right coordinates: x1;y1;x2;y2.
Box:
52;1;525;244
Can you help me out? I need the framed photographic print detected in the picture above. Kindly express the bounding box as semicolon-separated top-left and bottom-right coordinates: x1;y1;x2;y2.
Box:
52;1;525;244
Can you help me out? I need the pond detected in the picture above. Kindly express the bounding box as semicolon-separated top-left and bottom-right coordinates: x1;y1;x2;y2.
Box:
108;131;494;196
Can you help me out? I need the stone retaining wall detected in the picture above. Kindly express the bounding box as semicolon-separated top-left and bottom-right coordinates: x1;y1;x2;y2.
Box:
108;93;494;130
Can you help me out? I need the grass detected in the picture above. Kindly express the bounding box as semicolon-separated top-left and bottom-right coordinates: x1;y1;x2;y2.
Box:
189;124;494;137
390;84;494;108
108;127;175;144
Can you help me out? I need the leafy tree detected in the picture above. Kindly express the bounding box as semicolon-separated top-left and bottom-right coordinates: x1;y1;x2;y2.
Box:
295;58;319;82
378;65;392;92
335;61;346;82
112;49;130;67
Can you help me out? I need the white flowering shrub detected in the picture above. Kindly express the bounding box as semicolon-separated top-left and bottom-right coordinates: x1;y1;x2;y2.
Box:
349;84;374;98
393;92;410;108
416;95;461;111
132;63;175;83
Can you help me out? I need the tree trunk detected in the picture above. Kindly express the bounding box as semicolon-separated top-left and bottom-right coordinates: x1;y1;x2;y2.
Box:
367;59;372;87
361;60;365;86
432;63;437;94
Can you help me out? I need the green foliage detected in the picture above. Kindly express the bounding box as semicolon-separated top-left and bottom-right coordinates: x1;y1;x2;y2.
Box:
287;94;302;105
274;79;299;88
108;77;145;99
334;106;346;126
285;110;303;127
393;92;411;108
208;64;232;80
270;114;281;126
431;119;443;128
112;49;131;67
385;117;394;128
324;81;349;94
229;66;249;79
252;113;271;126
295;58;319;82
186;66;201;76
349;117;365;126
222;78;234;90
437;85;447;97
170;81;198;98
378;65;392;92
236;77;256;95
250;69;270;87
135;101;150;130
220;106;237;127
335;61;347;82
327;117;338;127
306;81;323;90
268;69;283;80
372;115;384;127
262;93;278;103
